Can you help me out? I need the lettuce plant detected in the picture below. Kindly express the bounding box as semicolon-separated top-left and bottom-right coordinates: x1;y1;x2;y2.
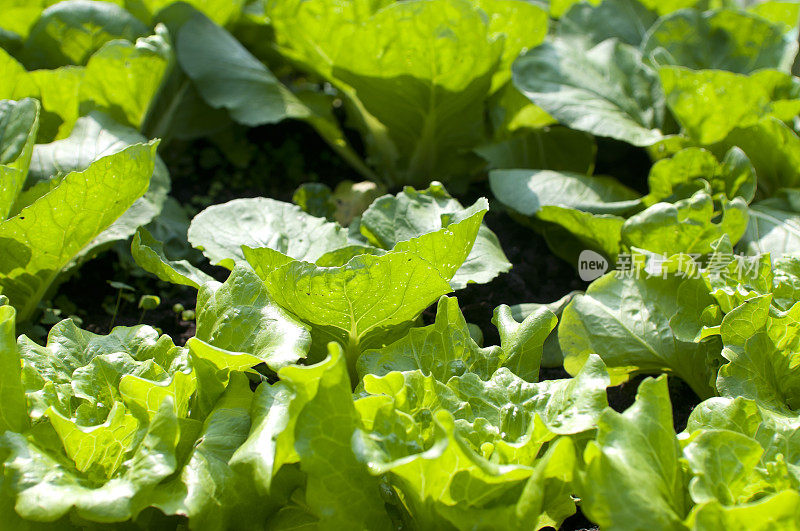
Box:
491;146;753;264
580;376;800;530
174;0;550;186
0;281;615;529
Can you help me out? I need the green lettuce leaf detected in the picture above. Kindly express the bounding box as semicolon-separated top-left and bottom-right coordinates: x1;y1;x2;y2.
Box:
193;264;311;371
358;296;557;383
0;141;157;322
356;183;511;289
643;8;797;73
244;247;453;374
0;98;39;220
24;112;169;265
557;0;658;48
0;300;27;434
19;0;150;69
280;344;394;529
513;37;668;146
0;47;82;142
188;197;349;268
476;126;596;174
131;227;213;289
661;68;800;145
559;271;723;398
580;376;689;529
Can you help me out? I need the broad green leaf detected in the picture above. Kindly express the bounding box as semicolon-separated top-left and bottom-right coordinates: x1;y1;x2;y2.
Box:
548;0;599;18
621;192;749;256
509;291;581;368
710;118;800;196
661;67;800;145
559;272;723;398
45;401;139;479
20;0;150;69
538;208;627;264
175;9;374;179
131;227;214;289
128;0;246;26
176;12;308;127
329;0;500;185
474;0;549;92
637;0;702;16
490;169;640;261
490;169;642;216
265;0;390;73
488;80;556;135
738;197;800;258
685;396;764;437
0;141;157;322
0;0;58;38
359;296;558;382
683;429;764;505
557;0;658;48
475;126;596;174
186;338;264;373
80;29;172;130
643;8;797;73
25;113;170;265
513;38;667;146
358;296;510;381
150;373;281;530
687;490;800;530
446;354;610;435
581;376;688;530
0;48;82;141
194;264;311;371
750;1;800;30
244;247;453;372
0;98;39;219
228;381;300;496
188;197;348;268
281;345;394;530
492;303;558;381
0;302;27;434
644;147;756;205
0;398;180;523
357;184;510;289
120;369;195;420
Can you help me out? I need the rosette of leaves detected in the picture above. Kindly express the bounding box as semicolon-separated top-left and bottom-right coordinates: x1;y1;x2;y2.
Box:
511;2;796;148
0;293;312;529
173;0;550;186
557;233;800;404
664;240;800;414
580;376;800;530
215;296;610;529
350;296;611;528
491;146;753;265
135;183;510;375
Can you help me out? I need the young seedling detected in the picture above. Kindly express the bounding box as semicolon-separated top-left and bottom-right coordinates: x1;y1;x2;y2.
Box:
138;294;161;324
106;281;135;331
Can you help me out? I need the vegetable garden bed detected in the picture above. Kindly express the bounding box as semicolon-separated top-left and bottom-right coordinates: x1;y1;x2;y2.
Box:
1;0;799;529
